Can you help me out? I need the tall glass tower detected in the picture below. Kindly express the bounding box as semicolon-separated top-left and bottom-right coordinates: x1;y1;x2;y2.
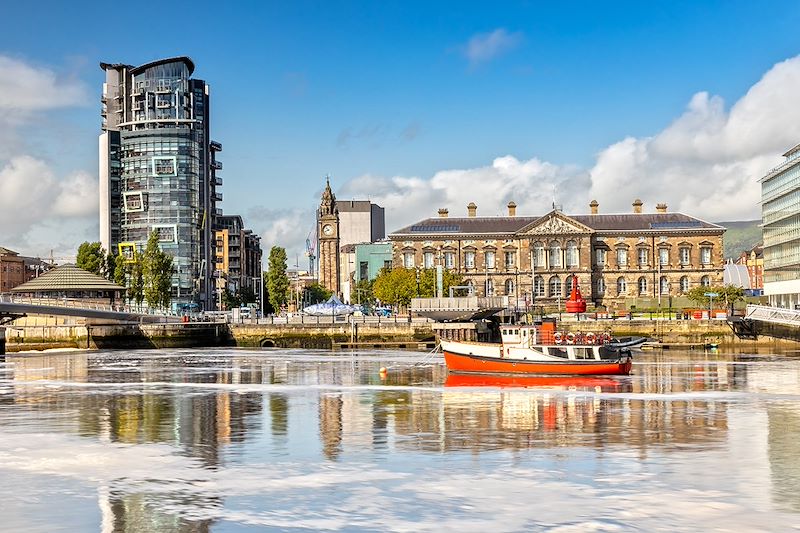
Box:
99;57;222;310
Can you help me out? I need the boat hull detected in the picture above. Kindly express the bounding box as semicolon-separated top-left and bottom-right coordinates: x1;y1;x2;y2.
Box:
442;345;632;376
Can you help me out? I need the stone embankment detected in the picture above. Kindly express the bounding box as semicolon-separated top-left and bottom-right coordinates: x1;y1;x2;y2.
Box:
1;317;795;353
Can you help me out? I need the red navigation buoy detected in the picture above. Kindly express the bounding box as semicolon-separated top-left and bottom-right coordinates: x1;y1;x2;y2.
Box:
565;275;587;313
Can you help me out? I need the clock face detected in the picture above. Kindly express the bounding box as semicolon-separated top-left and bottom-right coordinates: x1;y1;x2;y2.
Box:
322;224;334;236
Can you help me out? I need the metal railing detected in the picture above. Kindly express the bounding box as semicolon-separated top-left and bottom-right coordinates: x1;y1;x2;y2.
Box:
744;304;800;327
0;294;177;317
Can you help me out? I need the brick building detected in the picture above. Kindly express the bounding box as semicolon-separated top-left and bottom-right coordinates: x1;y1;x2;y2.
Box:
389;200;725;310
0;247;25;293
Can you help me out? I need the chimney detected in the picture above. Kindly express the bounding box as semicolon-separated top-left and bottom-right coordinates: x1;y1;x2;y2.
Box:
632;198;643;214
438;208;449;218
507;201;517;217
467;202;477;217
589;199;599;215
656;203;667;214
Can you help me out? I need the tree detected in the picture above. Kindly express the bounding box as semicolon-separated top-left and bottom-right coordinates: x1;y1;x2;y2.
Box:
142;231;174;309
686;285;744;309
104;252;116;281
130;254;145;305
418;268;463;298
221;288;240;310
266;246;290;312
373;268;416;307
350;278;374;306
262;271;275;315
238;286;257;304
76;242;105;275
113;253;127;289
305;282;332;305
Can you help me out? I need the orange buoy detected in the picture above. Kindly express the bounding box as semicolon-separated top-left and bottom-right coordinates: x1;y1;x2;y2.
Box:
379;367;388;379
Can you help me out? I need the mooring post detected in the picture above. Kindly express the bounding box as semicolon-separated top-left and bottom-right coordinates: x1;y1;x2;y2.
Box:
0;326;5;355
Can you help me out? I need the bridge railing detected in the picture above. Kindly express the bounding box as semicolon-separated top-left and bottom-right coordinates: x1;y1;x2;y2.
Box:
744;304;800;327
0;293;177;317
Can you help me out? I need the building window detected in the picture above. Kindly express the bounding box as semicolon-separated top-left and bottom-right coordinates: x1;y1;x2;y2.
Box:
403;252;415;268
465;251;475;269
679;247;690;266
680;276;689;293
359;261;369;281
549;276;562;297
617;277;627;295
549;241;562;268
700;246;712;265
505;279;514;294
660;276;669;295
444;252;455;269
533;242;545;268
595;248;606;266
659;248;669;266
701;275;711;287
565;240;579;268
504;251;516;269
638;247;648;266
616;248;628;267
534;276;545;297
638;277;648;295
596;277;606;294
485;251;495;269
485;278;494;296
384;260;392;271
423;252;434;269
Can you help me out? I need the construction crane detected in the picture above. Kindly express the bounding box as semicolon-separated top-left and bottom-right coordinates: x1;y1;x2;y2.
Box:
305;227;317;274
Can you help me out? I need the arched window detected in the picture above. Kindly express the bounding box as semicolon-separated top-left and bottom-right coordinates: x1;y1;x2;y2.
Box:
505;278;514;294
701;275;711;287
660;276;669;295
566;240;579;268
564;274;575;296
549;241;562;268
638;277;648;295
465;279;474;295
485;278;494;296
680;276;689;293
617;277;627;295
534;275;545;297
549;276;562;297
596;277;606;294
533;241;545;268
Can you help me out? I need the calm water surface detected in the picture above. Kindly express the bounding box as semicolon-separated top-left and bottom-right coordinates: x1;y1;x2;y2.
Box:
2;346;800;532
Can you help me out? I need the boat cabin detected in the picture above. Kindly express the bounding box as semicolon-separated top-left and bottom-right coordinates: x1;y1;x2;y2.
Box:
498;324;615;361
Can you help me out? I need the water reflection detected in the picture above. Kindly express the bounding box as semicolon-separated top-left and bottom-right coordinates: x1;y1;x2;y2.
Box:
1;348;800;531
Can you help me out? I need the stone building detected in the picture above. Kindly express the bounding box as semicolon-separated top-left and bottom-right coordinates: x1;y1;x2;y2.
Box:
735;245;764;296
0;247;25;292
389;200;725;310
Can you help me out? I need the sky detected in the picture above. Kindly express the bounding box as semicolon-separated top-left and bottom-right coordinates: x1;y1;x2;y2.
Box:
2;0;800;265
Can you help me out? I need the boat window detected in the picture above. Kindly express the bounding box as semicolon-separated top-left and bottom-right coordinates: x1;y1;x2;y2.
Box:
573;347;590;360
547;347;568;358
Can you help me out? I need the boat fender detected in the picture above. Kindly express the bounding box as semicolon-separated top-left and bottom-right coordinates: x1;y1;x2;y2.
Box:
554;332;563;344
566;332;575;345
585;332;596;344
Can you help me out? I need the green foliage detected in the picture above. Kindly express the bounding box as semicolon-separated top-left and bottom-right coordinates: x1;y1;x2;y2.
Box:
718;219;762;260
266;246;290;311
113;253;127;288
373;268;416;307
262;271;275;315
222;288;240;310
304;282;332;305
238;286;257;304
142;231;175;309
350;279;374;306
418;268;463;297
686;285;744;308
76;242;105;275
130;255;144;305
104;252;116;281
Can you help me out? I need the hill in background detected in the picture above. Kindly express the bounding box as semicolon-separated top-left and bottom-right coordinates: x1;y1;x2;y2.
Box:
717;220;762;259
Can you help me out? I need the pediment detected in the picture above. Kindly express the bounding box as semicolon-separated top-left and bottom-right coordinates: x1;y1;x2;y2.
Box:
518;211;593;236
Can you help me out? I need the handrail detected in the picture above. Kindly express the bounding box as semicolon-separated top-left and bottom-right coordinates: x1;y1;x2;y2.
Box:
0;293;177;317
745;304;800;327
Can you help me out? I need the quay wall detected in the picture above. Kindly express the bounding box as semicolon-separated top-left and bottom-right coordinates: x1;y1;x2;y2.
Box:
2;318;797;352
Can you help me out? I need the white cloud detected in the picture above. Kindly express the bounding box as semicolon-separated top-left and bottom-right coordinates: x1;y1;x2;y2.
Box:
462;28;523;67
0;55;87;111
0;55;94;257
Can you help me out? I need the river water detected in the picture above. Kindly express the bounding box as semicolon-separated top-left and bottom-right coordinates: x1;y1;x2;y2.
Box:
2;347;800;532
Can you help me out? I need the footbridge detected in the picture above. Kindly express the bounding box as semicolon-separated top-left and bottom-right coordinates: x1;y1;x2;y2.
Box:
0;294;181;324
728;304;800;341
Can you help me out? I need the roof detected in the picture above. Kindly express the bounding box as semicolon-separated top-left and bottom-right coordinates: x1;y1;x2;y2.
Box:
391;212;723;237
130;56;195;76
0;246;19;256
337;200;378;213
10;264;125;293
724;263;751;289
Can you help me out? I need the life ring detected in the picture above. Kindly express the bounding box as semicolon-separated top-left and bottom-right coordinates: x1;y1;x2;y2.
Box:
566;332;576;345
585;332;596;344
554;332;563;344
603;333;612;343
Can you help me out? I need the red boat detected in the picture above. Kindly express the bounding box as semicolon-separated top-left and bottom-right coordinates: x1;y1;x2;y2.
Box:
441;323;633;376
444;373;625;390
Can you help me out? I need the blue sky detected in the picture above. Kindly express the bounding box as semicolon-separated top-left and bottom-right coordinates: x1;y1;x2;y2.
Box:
2;1;800;260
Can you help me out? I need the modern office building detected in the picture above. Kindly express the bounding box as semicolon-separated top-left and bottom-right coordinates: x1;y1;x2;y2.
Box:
99;56;222;310
337;200;385;247
215;215;263;309
390;200;725;310
761;144;800;308
354;242;392;282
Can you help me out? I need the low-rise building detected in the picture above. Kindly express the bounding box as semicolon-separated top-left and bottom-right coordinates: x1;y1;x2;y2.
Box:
389;200;725;310
0;247;25;292
10;264;125;304
735;245;764;296
215;215;263;308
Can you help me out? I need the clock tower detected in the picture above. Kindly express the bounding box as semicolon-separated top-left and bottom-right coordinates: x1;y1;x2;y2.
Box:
318;177;341;295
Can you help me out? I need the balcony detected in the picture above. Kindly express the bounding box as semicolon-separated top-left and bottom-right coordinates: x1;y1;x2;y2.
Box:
214;208;223;217
211;160;223;171
210;140;223;152
213;176;223;186
155;85;171;94
212;191;223;202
